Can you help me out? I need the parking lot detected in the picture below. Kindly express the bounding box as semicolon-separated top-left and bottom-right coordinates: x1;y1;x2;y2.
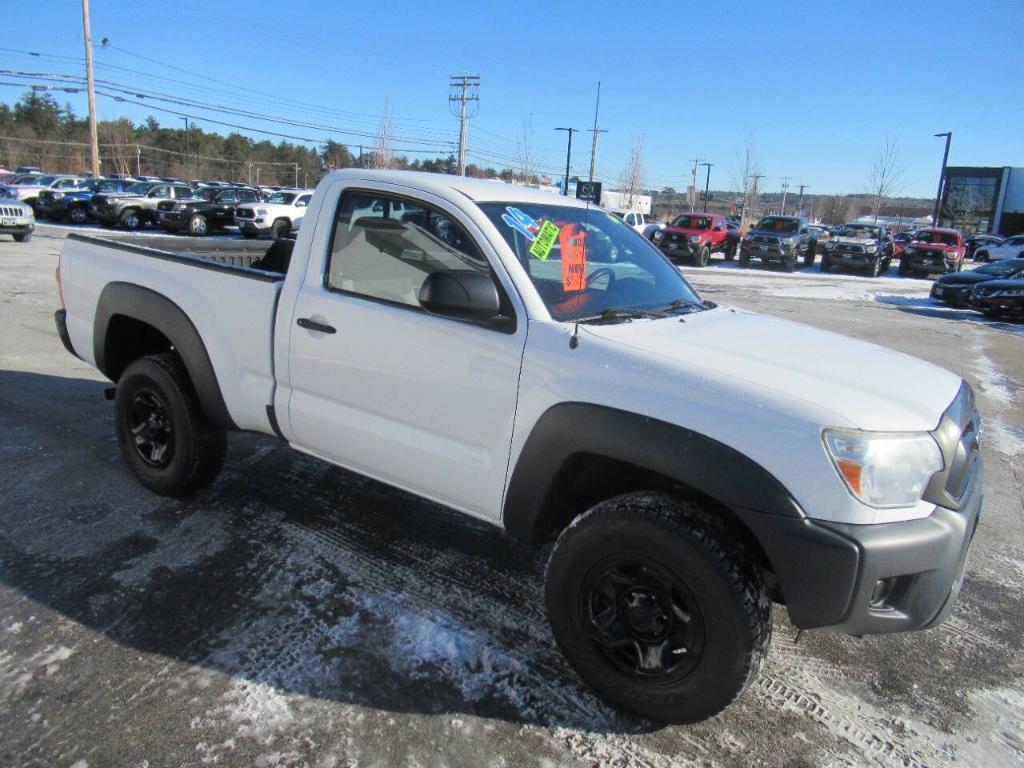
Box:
1;225;1022;767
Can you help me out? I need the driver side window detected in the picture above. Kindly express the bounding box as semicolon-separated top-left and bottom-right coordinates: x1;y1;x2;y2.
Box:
326;191;490;310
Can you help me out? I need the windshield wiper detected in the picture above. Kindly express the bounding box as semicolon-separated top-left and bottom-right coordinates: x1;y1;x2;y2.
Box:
580;307;665;324
657;298;710;315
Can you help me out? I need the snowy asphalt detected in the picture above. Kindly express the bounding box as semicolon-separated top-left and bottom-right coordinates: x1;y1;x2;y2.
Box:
1;227;1022;767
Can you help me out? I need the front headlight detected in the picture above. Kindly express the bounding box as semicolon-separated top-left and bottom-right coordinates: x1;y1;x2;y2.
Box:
823;429;943;508
174;203;186;211
257;208;268;216
994;287;1024;297
52;191;64;200
653;230;664;240
688;235;701;243
866;245;877;253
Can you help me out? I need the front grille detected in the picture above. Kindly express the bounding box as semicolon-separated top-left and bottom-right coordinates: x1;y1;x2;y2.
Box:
835;243;865;253
235;208;255;219
753;235;778;244
0;206;25;217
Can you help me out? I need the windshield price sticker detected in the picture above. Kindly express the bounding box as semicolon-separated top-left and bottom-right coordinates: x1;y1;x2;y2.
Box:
529;220;561;260
559;225;587;291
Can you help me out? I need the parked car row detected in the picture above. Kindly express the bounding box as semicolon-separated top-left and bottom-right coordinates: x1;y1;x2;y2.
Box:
0;169;313;239
931;258;1024;320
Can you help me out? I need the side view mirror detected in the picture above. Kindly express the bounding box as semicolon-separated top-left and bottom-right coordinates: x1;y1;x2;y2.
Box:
295;200;307;208
420;270;502;324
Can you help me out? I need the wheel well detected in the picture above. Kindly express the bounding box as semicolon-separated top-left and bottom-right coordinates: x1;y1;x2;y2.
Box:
103;314;174;381
535;454;779;597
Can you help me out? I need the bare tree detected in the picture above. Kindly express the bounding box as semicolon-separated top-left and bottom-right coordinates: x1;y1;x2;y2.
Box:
100;118;136;176
368;92;395;170
866;138;903;223
513;114;538;184
732;131;763;230
618;136;647;209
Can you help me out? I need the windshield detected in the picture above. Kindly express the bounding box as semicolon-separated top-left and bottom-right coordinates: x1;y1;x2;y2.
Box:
836;224;881;239
479;202;703;322
755;217;799;234
977;260;1024;277
916;230;959;246
671;215;712;230
266;192;297;204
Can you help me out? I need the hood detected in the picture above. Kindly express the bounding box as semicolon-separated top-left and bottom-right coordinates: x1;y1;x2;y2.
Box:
662;226;710;237
936;271;997;286
830;235;879;246
582;308;961;432
911;240;958;252
972;278;1024;290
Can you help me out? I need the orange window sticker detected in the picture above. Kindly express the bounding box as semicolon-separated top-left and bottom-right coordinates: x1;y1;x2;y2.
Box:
560;225;587;292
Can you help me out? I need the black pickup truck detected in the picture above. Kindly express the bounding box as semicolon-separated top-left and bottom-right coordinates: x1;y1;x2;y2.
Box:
158;187;264;236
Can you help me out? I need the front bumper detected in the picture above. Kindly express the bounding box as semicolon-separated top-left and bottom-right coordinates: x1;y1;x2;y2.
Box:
740;472;981;634
90;203;118;223
825;249;878;267
905;252;956;273
968;294;1024;316
235;218;269;235
742;242;795;262
0;217;35;235
159;211;184;229
931;283;971;306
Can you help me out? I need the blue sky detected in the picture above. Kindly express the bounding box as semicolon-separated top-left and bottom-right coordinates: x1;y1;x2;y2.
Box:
3;0;1022;196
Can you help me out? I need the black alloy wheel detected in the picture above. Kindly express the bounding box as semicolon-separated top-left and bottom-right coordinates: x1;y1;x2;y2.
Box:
580;557;705;680
126;388;174;467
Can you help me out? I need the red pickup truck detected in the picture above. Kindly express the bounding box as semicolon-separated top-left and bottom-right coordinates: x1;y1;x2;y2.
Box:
899;228;965;277
652;213;737;267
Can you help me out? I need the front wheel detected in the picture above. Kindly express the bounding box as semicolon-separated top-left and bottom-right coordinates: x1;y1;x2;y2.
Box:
271;218;290;240
724;241;737;261
114;354;226;496
69;205;89;225
545;493;771;724
820;254;832;272
804;241;816;266
119;208;141;230
13;232;32;243
695;245;710;267
869;257;882;277
783;253;796;272
738;251;750;266
188;213;209;237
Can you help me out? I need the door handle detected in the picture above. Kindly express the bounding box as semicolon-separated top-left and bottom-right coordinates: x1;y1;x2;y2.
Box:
296;317;336;334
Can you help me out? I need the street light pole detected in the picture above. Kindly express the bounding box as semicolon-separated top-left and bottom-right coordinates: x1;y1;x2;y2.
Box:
554;128;579;197
182;116;189;178
699;162;713;213
932;132;952;226
797;184;809;217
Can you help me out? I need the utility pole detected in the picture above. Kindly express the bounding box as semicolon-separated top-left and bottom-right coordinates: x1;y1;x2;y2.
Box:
449;74;480;176
182;116;189;178
932;132;952;226
797;184;809;217
81;0;100;178
294;163;299;188
136;145;141;177
780;176;792;215
587;81;607;183
554;128;579;196
699;162;713;213
689;158;704;212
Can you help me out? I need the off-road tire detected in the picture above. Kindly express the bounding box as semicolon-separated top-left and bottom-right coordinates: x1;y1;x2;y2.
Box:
804;241;816;266
738;250;750;266
724;241;737;261
545;492;772;724
783;253;796;272
820;254;832;272
13;232;32;243
695;245;710;268
869;257;882;277
898;260;910;277
271;218;290;240
114;353;226;496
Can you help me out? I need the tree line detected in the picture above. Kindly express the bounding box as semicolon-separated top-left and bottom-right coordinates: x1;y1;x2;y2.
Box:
0;91;512;186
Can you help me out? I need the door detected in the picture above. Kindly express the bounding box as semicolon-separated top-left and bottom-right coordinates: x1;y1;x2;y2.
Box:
285;187;527;519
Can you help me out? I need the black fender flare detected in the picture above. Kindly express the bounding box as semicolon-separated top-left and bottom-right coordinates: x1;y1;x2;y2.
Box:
93;281;236;429
502;403;804;543
502;403;862;628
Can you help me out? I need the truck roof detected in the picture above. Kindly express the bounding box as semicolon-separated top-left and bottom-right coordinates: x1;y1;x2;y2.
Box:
323;169;592;209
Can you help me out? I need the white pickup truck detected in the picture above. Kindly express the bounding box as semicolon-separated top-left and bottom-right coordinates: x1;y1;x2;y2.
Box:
55;169;982;724
234;188;314;239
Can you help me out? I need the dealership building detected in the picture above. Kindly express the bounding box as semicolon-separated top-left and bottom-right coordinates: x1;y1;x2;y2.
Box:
939;166;1024;236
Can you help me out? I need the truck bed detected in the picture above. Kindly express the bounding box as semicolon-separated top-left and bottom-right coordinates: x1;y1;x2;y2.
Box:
60;233;289;435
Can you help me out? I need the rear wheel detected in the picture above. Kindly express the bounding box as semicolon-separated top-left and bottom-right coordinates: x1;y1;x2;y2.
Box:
545;493;771;724
114;354;226;496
